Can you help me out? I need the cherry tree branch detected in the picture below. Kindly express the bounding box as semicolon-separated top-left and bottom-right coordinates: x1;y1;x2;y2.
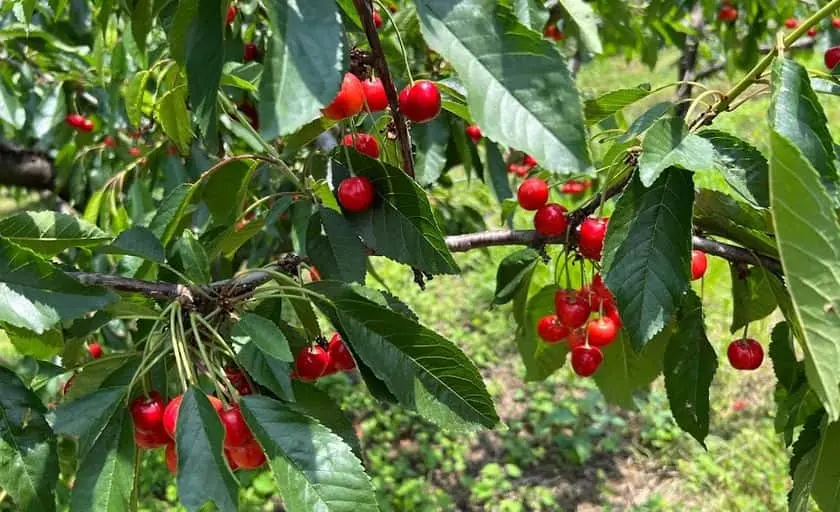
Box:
675;5;705;118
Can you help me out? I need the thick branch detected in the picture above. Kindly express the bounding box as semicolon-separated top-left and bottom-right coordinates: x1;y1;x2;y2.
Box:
0;142;55;190
352;0;415;177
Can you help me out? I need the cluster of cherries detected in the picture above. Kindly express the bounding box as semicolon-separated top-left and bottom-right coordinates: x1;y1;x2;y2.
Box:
292;333;357;381
65;114;94;133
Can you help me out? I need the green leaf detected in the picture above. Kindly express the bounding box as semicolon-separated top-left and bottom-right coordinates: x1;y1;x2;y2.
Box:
202;160;253;226
692;189;777;257
259;0;344;138
770;322;800;394
100;226;165;263
176;388;239;512
287;381;362;456
306;209;367;283
517;286;568;381
511;0;549;31
124;71;150;127
185;0;224;137
156;83;193;155
237;342;294;401
173;230;210;284
240;395;378;511
584;85;651;126
593;326;671;408
617;101;674;142
729;264;778;334
53;386;126;459
602;170;694;349
697;129;769;208
483;142;513;204
638;117;718;186
280;117;337;158
70;408;135;512
769;131;840;421
664;291;716;447
0;211;109;256
148;183;198;246
309;281;499;429
413;114;450;186
0;237;115;334
335;154;459;275
789;413;823;511
0;78;25;129
32;82;66;139
416;0;590;174
167;0;197;65
232;313;293;362
3;324;62;359
790;418;840;512
556;0;601;53
0;366;58;512
130;0;153;51
493;248;539;305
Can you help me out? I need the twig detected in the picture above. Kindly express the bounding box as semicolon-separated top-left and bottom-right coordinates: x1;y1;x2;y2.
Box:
675;6;705;118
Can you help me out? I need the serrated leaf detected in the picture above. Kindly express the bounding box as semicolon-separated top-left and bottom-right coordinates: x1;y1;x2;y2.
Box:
308;281;498;429
493;248;539;305
664;291;716;447
238;342;294;401
511;0;549;31
130;0;152;51
556;0;601;53
416;0;590;174
692;189;777;257
0;366;58;512
306;209;367;283
232;313;293;362
484;142;513;204
602;170;694;350
148;183;198;246
335;154;459;275
584;85;650;125
790;418;840;512
167;0;196;65
593;326;671;408
185;0;224;137
100;226;165;263
770;322;800;394
156;84;193;155
3;324;62;359
414;114;450;186
287;381;362;456
202;160;253;226
0;78;25;129
617;101;673;143
176;389;239;512
259;0;344;138
638;117;718;186
0;211;109;256
789;413;824;511
517;286;568;381
769;131;840;422
240;395;378;511
32;82;66;139
174;230;210;284
124;70;150;127
53;386;126;459
697;129;769;208
729;264;777;333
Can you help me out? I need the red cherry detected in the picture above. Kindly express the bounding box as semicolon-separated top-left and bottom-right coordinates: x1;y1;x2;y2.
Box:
570;345;603;377
327;333;356;371
337;176;375;213
80;118;94;133
398;80;441;123
225;449;240;471
514;165;529;177
567;328;586;349
220;405;253;448
561;179;586;195
166;145;179;156
134;427;170;449
103;135;116;148
517;178;549;211
65;114;85;128
826;46;840;70
522;155;537;168
62;374;75;396
690;250;708;281
129;147;141;158
727;338;764;370
587;316;618;347
130;391;165;431
225;367;254;396
243;43;259;62
533;203;568;237
604;303;623;329
537;314;569;343
341;133;380;159
808;27;818;38
586;273;615;309
87;342;103;359
555;290;591;329
833;18;840;29
226;4;237;24
717;5;738;23
361;78;389;111
309;266;322;282
578;217;608;261
228;438;266;469
465;124;482;144
784;18;799;29
322;73;365;120
293;345;331;381
163;394;223;438
373;10;383;28
544;25;565;41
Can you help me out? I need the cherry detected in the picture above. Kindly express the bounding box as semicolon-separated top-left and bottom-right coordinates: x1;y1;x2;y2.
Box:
544;25;564;41
225;367;253;396
322;73;364;120
398;80;441;123
62;374;75;396
239;101;259;130
65;114;85;129
587;316;618;347
294;345;331;381
578;217;608;261
166;145;179;156
225;449;240;471
717;5;737;23
517;178;549;211
129;147;141;158
130;391;165;431
80;118;94;133
561;179;586;195
220;405;253;448
690;249;708;281
134;427;170;449
833;18;840;29
341;133;380;159
808;27;818;38
327;333;356;371
87;342;103;359
825;46;840;70
373;10;382;29
165;442;177;474
103;135;116;148
162;394;223;438
226;4;237;25
309;266;322;282
555;290;591;329
533;203;568;237
587;273;615;309
243;43;259;62
567;328;586;349
507;163;529;177
537;314;568;343
361;78;389;111
570;345;603;377
337;176;375;213
522;155;537;168
727;338;764;370
604;303;623;329
227;439;266;469
784;18;799;29
465;124;482;144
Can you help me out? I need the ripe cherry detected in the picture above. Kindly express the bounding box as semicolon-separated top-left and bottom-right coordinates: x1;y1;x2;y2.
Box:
587;316;618;347
165;442;177;474
87;342;103;359
717;5;738;23
567;328;586;349
784;18;799;29
833;18;840;29
337;176;375;213
517;178;549;211
578;217;608;261
727;338;764;370
134;427;170;449
226;4;237;24
129;147;141;158
227;439;266;469
225;367;253;396
465;124;482;144
243;43;259;62
322;73;365;120
103;135;116;148
327;333;356;371
373;10;383;29
690;249;708;281
534;204;568;237
537;314;569;343
130;391;165;431
225;449;240;471
294;345;331;381
341;133;380;159
163;394;223;438
361;78;389;111
508;163;529;177
309;266;322;282
555;290;591;329
80;118;94;133
604;303;623;329
808;27;818;38
586;274;615;309
571;345;603;377
561;179;586;195
522;155;537;168
220;405;253;448
65;113;85;129
826;46;840;70
544;25;564;41
398;80;441;123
